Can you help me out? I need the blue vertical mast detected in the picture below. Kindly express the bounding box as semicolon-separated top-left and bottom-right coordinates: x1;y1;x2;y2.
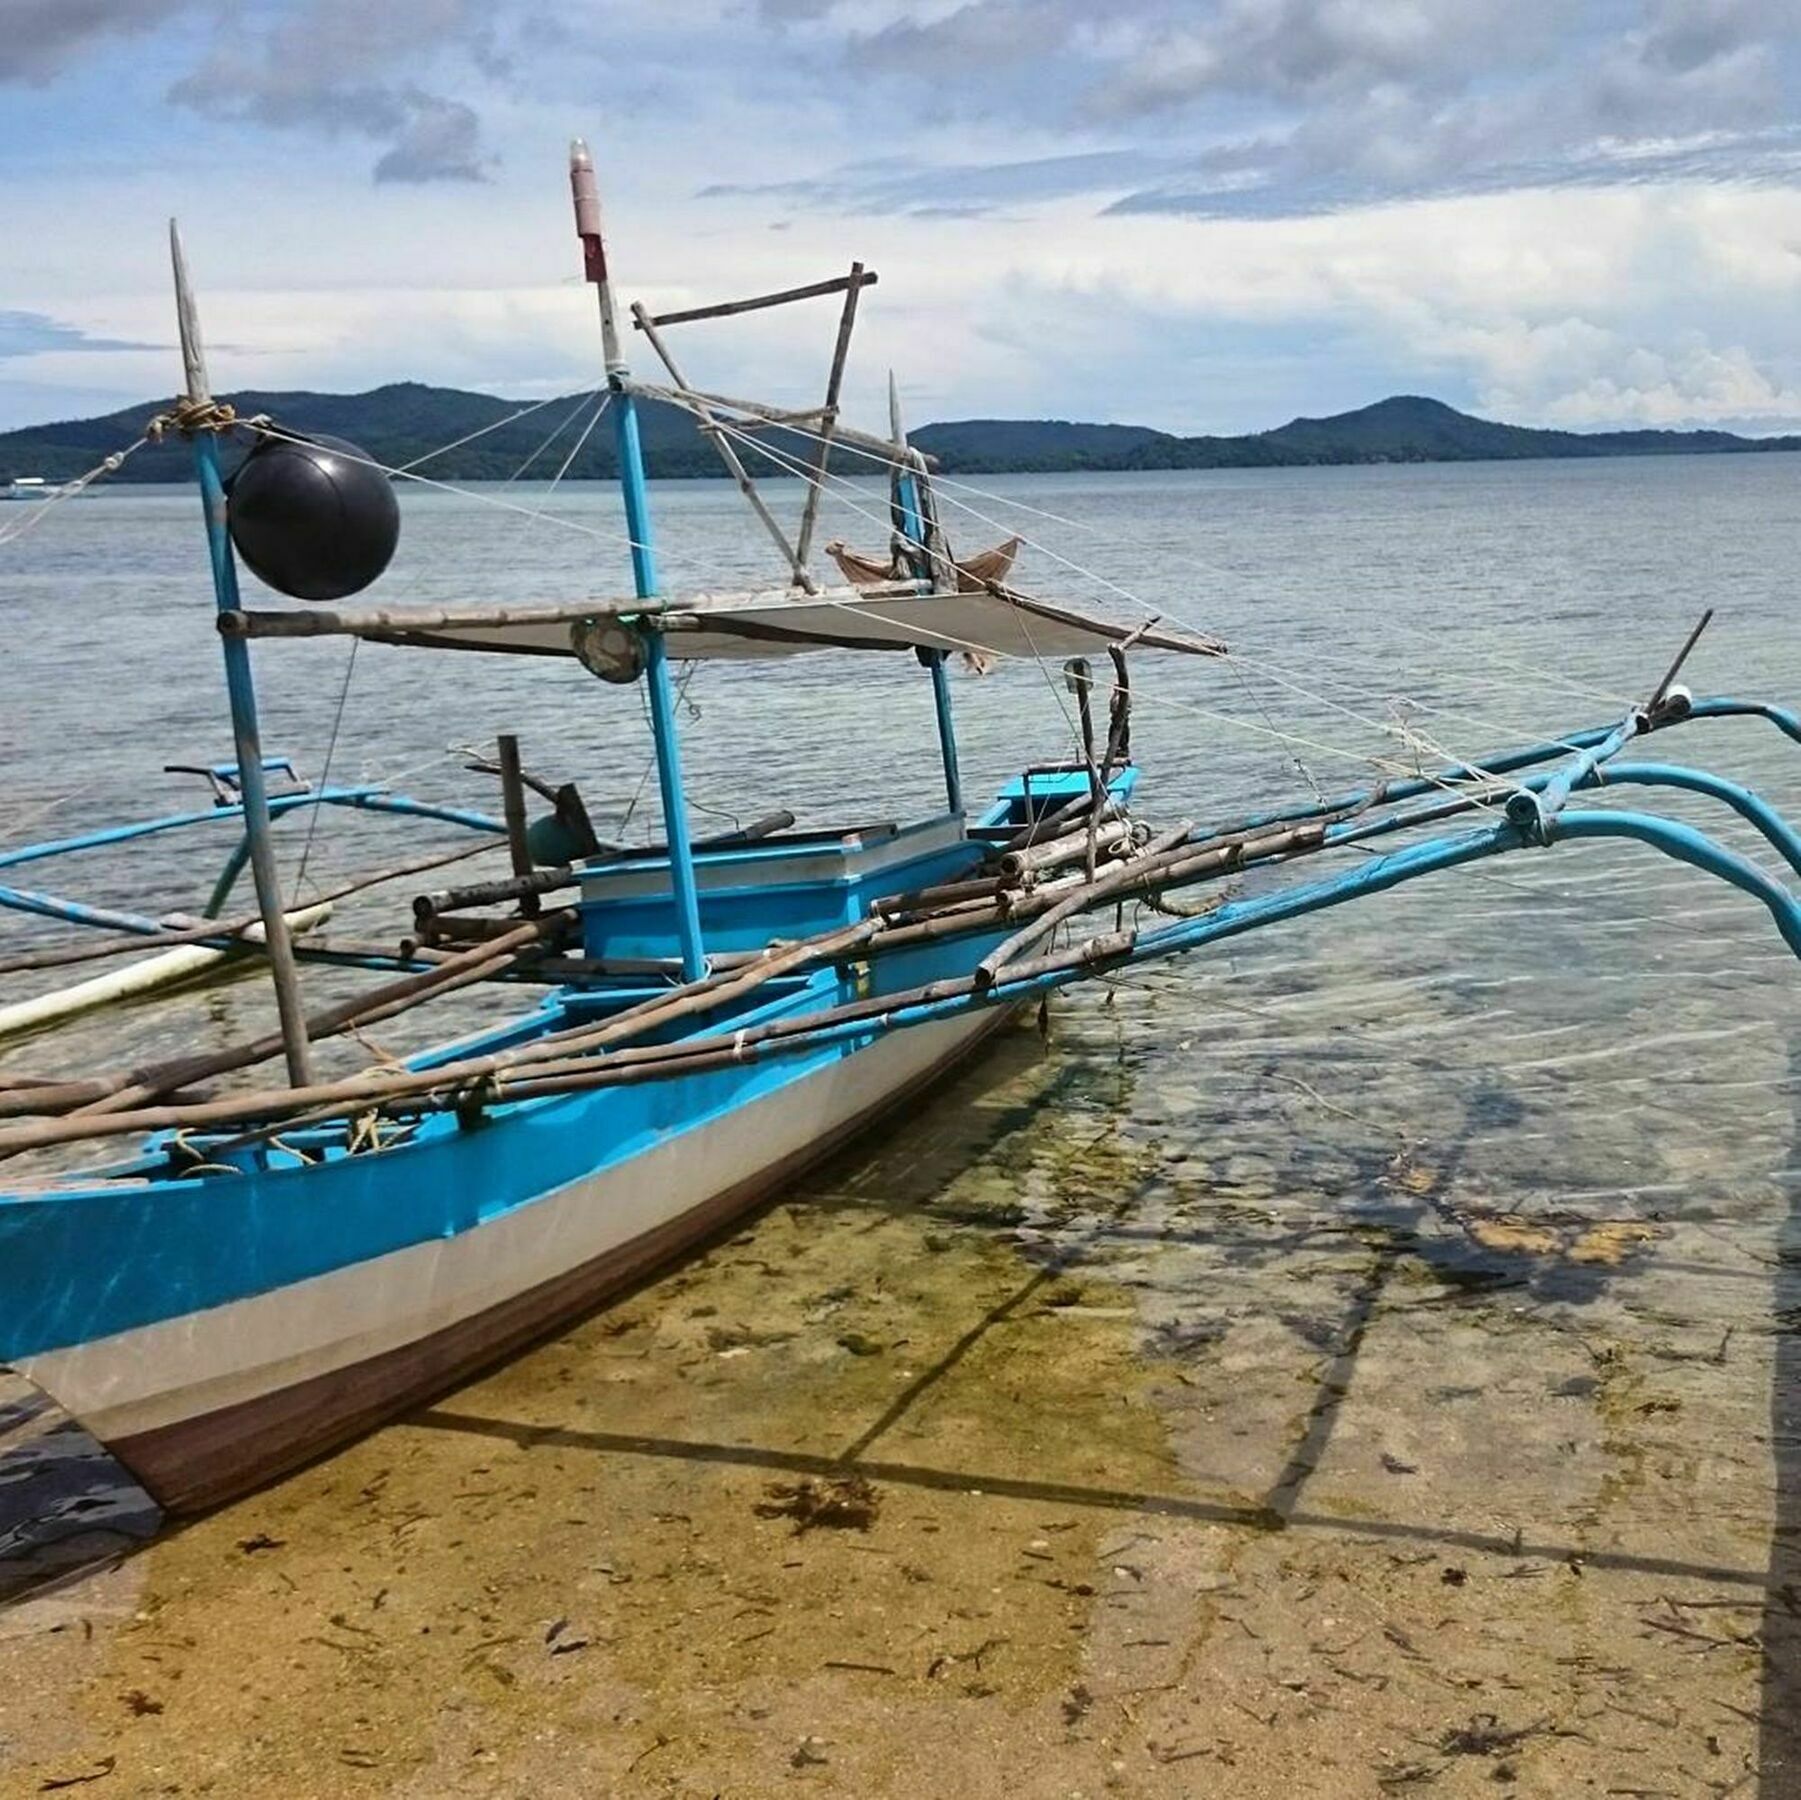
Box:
891;372;963;816
170;222;313;1085
569;141;706;982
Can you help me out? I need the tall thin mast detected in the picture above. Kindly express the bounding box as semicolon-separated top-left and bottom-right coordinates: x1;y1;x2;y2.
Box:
569;140;706;981
890;372;963;815
170;221;313;1086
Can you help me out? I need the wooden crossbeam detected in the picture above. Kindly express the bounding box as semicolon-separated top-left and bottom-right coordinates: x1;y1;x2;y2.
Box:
640;269;877;329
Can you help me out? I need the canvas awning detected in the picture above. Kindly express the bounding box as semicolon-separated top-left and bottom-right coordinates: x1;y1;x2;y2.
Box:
223;582;1226;664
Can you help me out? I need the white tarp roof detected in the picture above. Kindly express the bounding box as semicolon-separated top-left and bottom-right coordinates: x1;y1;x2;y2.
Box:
233;583;1226;664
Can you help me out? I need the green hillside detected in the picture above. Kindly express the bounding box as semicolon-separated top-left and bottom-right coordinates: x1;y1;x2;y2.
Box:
3;383;1796;483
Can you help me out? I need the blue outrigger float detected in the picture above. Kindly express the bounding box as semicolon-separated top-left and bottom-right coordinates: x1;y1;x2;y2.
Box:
0;144;1798;1513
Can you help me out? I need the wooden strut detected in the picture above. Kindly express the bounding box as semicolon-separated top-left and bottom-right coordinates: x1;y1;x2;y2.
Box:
495;735;540;918
0;838;503;979
0;799;1383;1152
1648;607;1714;711
0;792;1369;1137
625;380;921;469
0;912;577;1122
793;263;866;576
641;270;877;330
413;810;797;923
630;300;819;592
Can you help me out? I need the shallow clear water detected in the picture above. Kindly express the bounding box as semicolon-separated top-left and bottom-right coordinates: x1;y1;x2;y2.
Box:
3;459;1800;1793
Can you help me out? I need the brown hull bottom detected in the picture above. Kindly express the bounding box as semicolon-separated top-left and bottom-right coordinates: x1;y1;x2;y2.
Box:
104;1012;1012;1515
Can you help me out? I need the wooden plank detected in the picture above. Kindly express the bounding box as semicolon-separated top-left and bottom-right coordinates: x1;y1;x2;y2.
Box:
642;269;876;328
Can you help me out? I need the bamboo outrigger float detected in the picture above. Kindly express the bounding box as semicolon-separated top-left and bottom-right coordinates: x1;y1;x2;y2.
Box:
0;143;1797;1514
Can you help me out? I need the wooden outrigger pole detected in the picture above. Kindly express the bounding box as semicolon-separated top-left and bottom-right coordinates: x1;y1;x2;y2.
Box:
569;140;707;982
169;221;314;1086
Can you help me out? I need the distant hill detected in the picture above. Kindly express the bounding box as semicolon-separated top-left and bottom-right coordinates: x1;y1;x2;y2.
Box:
3;384;1796;484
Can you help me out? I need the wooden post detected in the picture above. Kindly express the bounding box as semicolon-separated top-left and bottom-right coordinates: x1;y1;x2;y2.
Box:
630;300;817;592
793;262;867;576
170;220;313;1087
495;734;540;916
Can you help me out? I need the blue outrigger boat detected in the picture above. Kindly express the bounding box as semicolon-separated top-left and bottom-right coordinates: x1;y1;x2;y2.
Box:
1;144;1798;1514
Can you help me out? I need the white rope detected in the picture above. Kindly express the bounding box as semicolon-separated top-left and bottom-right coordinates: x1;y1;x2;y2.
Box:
717;420;1096;772
542;393;612;492
711;417;1517;813
723;407;1637;717
248;419;662;567
395;391;578;473
0;437;147;549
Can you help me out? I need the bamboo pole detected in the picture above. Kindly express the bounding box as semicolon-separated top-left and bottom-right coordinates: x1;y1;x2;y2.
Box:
630;301;818;592
0;912;575;1122
976;820;1192;988
793;263;867;575
0;838;500;978
624;379;917;467
642;270;878;328
0;903;334;1041
171;221;312;1089
999;817;1130;878
0;912;888;1151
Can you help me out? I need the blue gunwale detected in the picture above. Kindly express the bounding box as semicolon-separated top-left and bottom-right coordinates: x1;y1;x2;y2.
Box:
0;919;1016;1360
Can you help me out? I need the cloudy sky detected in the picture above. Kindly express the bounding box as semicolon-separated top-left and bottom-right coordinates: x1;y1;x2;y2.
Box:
3;0;1800;434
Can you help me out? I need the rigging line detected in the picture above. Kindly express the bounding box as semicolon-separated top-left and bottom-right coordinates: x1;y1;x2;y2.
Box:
714;413;1517;787
738;410;1639;716
395;391;576;473
0;778;113;855
1226;655;1326;803
293;637;360;896
0;436;149;549
717;422;1094;769
616;658;702;840
899;476;1540;789
500;389;603;486
1215;640;1597;761
1224;630;1635;720
712;420;1517;810
246;420;672;568
1219;650;1553;795
540;392;612;495
709;422;1512;804
714;419;1091;761
1379;614;1634;710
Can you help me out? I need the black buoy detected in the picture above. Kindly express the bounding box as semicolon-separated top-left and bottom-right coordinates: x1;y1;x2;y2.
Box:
226;433;400;601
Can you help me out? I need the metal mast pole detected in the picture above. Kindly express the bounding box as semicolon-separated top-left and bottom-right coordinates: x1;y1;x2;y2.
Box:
569;141;706;981
891;373;962;815
170;220;313;1085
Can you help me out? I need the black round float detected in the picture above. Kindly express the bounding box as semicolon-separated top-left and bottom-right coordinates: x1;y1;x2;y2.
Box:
226;433;400;602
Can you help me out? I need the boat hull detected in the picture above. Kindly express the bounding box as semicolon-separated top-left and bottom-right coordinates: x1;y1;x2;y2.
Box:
14;1006;1009;1513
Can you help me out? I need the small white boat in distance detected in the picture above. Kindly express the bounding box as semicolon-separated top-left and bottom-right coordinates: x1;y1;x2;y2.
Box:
4;476;60;502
